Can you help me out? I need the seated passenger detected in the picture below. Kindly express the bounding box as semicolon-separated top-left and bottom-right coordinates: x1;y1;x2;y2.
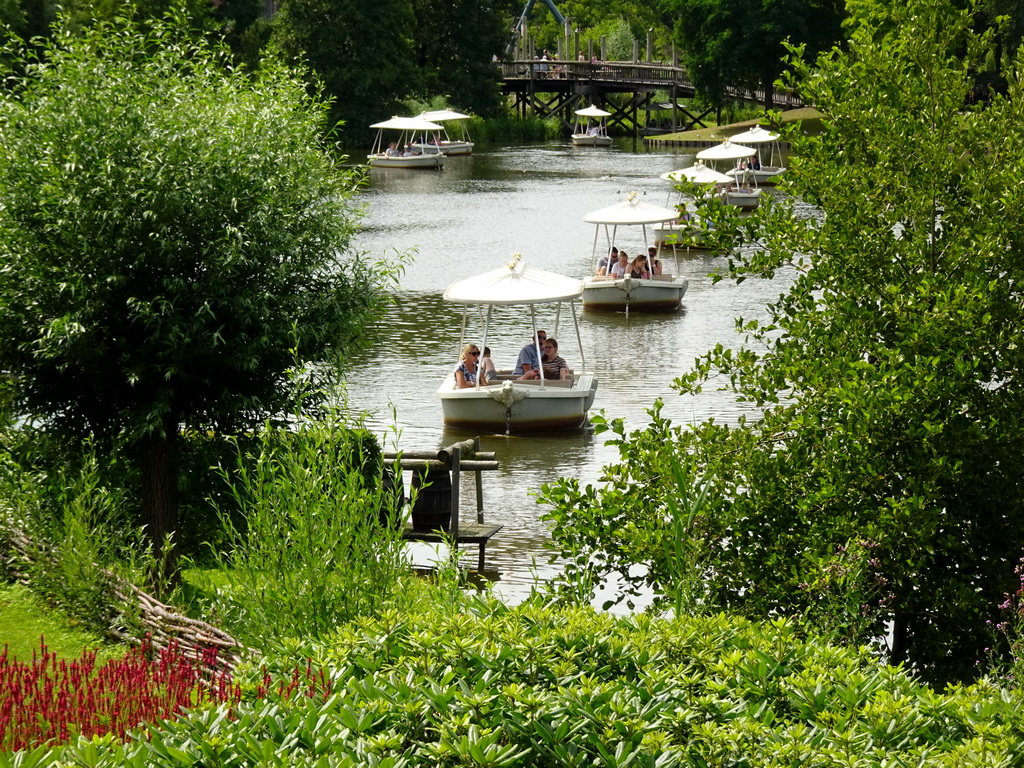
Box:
626;255;650;279
384;142;400;157
513;331;546;377
647;246;663;276
596;246;617;276
536;337;571;381
481;347;497;382
609;250;629;278
454;344;486;388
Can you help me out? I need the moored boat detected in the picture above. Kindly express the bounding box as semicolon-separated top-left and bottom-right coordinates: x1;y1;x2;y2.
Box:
696;141;760;209
414;109;475;156
727;125;786;185
368;116;446;169
437;255;599;433
653;163;731;248
581;193;689;312
571;106;613;147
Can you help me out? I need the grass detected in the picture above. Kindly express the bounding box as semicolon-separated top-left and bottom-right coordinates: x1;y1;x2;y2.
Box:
655;106;825;143
0;581;120;663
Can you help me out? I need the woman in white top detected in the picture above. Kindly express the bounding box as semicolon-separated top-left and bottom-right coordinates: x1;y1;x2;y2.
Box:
609;250;630;278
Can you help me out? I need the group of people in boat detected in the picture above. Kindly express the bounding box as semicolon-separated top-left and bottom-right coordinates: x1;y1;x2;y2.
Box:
383;141;422;158
454;330;571;389
594;246;663;278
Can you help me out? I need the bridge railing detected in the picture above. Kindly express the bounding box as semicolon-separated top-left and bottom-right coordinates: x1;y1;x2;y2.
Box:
498;59;806;109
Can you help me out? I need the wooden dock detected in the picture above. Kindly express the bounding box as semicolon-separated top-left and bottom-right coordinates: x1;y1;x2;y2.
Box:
384;436;503;571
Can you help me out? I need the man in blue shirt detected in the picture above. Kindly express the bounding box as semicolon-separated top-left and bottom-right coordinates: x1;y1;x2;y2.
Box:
513;330;546;377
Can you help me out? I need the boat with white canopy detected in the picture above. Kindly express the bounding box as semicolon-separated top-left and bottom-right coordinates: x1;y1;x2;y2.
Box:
695;140;760;209
727;125;786;184
368;116;446;169
653;162;732;248
571;105;613;147
581;192;689;312
437;254;599;433
414;109;474;156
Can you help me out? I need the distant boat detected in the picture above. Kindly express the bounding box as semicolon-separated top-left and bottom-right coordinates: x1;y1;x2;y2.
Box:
437;255;599;433
727;125;787;185
571;106;613;147
414;109;475;156
653;163;730;248
581;193;689;312
367;116;446;169
696;141;760;209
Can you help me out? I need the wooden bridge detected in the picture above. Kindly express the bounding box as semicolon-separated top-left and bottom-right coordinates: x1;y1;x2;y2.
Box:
499;59;805;136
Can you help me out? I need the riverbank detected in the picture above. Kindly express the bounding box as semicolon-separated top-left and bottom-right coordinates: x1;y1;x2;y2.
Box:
643;106;823;147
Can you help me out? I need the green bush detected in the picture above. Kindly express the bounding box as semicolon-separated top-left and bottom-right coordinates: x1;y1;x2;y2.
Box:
34;599;1024;766
192;416;410;646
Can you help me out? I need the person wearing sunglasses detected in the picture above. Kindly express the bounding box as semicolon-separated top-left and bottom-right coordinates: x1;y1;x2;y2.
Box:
454;343;488;389
512;330;546;378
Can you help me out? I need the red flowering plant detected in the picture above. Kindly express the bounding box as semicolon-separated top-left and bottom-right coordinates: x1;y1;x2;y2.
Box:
0;637;240;752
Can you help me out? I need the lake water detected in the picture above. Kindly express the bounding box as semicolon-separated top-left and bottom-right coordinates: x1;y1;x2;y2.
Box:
344;140;793;603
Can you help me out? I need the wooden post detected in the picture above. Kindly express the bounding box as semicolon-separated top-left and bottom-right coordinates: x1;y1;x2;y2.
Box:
632;38;639;64
474;436;484;524
646;29;653;63
449;445;461;546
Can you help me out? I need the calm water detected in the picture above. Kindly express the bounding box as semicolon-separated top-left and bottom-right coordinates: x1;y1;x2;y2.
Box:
344;140;793;602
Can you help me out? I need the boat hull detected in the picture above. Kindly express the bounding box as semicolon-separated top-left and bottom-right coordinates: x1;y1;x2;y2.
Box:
724;189;760;209
413;141;474;156
367;153;445;169
437;375;599;433
582;276;689;312
726;166;786;185
572;134;613;147
653;221;707;248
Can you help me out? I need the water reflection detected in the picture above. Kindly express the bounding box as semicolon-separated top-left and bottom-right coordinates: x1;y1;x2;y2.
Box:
345;143;793;603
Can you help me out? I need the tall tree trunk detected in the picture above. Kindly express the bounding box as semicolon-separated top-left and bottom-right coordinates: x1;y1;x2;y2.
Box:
762;74;775;112
140;421;179;586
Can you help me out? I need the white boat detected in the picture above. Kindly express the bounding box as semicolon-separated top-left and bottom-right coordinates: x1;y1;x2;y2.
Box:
696;141;760;209
571;105;613;147
727;125;786;185
414;109;475;156
368;116;446;169
437;254;599;433
653;163;732;248
581;193;690;312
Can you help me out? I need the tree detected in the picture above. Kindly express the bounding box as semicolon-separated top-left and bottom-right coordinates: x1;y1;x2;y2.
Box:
270;0;418;145
659;0;844;109
409;0;513;117
0;13;397;575
542;0;1024;686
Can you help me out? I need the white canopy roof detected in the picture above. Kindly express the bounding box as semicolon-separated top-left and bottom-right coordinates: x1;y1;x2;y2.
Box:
575;105;611;118
583;192;678;225
696;140;757;160
660;163;733;185
443;254;583;305
419;109;471;122
729;125;780;144
370;116;444;131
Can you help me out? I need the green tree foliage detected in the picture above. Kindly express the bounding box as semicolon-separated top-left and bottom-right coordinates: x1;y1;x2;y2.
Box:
659;0;844;108
270;0;418;144
409;0;514;117
0;13;396;574
542;0;1024;687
